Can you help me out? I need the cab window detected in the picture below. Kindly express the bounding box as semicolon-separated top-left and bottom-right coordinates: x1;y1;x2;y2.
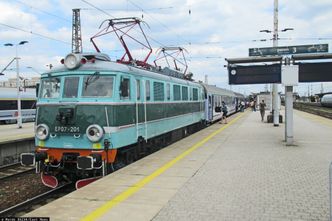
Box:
40;77;61;99
63;77;79;98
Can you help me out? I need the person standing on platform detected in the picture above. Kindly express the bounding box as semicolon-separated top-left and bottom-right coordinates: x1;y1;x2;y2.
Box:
259;100;267;122
250;100;254;111
220;101;228;124
240;101;245;112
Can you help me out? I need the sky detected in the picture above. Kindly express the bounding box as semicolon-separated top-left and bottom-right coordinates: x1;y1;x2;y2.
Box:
0;0;332;96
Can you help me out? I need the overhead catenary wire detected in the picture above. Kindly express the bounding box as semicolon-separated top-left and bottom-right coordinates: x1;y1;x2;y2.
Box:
0;22;71;45
80;0;167;48
80;0;116;19
179;37;332;47
80;6;174;12
14;0;71;23
127;0;189;46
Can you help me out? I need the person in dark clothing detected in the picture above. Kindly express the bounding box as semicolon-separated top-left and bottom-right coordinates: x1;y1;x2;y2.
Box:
220;101;228;124
259;100;267;122
240;101;245;112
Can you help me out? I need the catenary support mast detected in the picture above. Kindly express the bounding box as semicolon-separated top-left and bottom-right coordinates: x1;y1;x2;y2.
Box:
72;9;82;54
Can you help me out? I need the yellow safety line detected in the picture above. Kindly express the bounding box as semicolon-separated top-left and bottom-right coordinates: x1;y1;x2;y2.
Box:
295;109;332;127
81;112;246;221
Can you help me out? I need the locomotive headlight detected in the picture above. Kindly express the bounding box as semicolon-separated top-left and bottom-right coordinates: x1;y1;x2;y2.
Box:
35;124;49;140
86;124;104;142
64;53;81;70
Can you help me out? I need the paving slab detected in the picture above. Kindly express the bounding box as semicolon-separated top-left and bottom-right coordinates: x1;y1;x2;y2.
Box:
153;110;332;221
24;110;332;221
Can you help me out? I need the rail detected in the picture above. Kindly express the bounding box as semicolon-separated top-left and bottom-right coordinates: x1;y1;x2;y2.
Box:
0;163;35;181
293;102;332;119
0;183;73;217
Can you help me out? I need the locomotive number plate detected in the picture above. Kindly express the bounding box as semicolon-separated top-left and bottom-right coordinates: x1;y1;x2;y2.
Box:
54;126;80;133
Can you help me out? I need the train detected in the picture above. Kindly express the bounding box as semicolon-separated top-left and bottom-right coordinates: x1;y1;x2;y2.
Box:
0;88;36;124
21;52;244;189
321;94;332;107
21;17;244;189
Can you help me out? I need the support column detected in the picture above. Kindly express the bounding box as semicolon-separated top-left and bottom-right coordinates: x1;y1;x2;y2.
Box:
272;0;279;127
285;86;293;145
272;84;279;126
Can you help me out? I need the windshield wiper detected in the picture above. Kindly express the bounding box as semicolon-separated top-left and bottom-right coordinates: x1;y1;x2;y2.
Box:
85;71;100;90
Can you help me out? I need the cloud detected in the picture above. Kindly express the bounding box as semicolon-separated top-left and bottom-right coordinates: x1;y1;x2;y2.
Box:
0;0;331;96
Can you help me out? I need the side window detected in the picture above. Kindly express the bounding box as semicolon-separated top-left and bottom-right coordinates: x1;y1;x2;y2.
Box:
173;85;181;101
166;83;170;100
146;80;150;101
189;87;193;100
136;79;140;100
193;88;198;101
120;77;130;99
154;82;164;101
64;77;79;98
182;86;188;101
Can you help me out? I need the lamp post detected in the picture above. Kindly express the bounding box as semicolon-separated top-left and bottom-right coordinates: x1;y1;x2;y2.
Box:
259;0;293;126
4;41;29;128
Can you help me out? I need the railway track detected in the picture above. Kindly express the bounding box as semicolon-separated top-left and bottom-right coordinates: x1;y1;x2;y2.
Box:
0;183;74;217
293;102;332;119
0;162;34;181
0;118;206;217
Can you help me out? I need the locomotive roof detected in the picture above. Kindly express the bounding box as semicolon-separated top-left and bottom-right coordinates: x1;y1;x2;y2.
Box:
43;53;201;88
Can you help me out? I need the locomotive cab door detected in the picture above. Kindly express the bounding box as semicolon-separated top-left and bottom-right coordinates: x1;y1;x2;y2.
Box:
135;79;146;140
135;78;147;140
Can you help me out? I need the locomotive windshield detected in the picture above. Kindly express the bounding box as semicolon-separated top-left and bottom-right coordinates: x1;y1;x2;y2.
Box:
82;76;114;97
64;77;79;98
40;77;61;98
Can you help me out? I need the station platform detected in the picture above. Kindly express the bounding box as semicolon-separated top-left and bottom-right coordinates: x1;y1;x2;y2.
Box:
24;109;332;220
0;122;34;144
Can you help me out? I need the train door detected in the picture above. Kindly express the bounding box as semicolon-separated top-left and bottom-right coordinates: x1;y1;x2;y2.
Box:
235;97;239;112
208;94;213;121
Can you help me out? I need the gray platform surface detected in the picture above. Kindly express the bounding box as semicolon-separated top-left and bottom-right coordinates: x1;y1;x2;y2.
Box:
0;122;34;144
154;110;332;221
24;110;332;220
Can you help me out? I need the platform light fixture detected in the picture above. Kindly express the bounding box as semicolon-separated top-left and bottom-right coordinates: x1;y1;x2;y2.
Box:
259;25;294;127
26;66;41;75
4;40;29;129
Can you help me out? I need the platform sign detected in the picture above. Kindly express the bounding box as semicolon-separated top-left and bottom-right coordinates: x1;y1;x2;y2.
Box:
228;64;281;85
249;44;328;56
298;62;332;82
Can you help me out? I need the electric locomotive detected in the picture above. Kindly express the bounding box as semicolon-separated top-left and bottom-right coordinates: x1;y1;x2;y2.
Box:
20;17;242;189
